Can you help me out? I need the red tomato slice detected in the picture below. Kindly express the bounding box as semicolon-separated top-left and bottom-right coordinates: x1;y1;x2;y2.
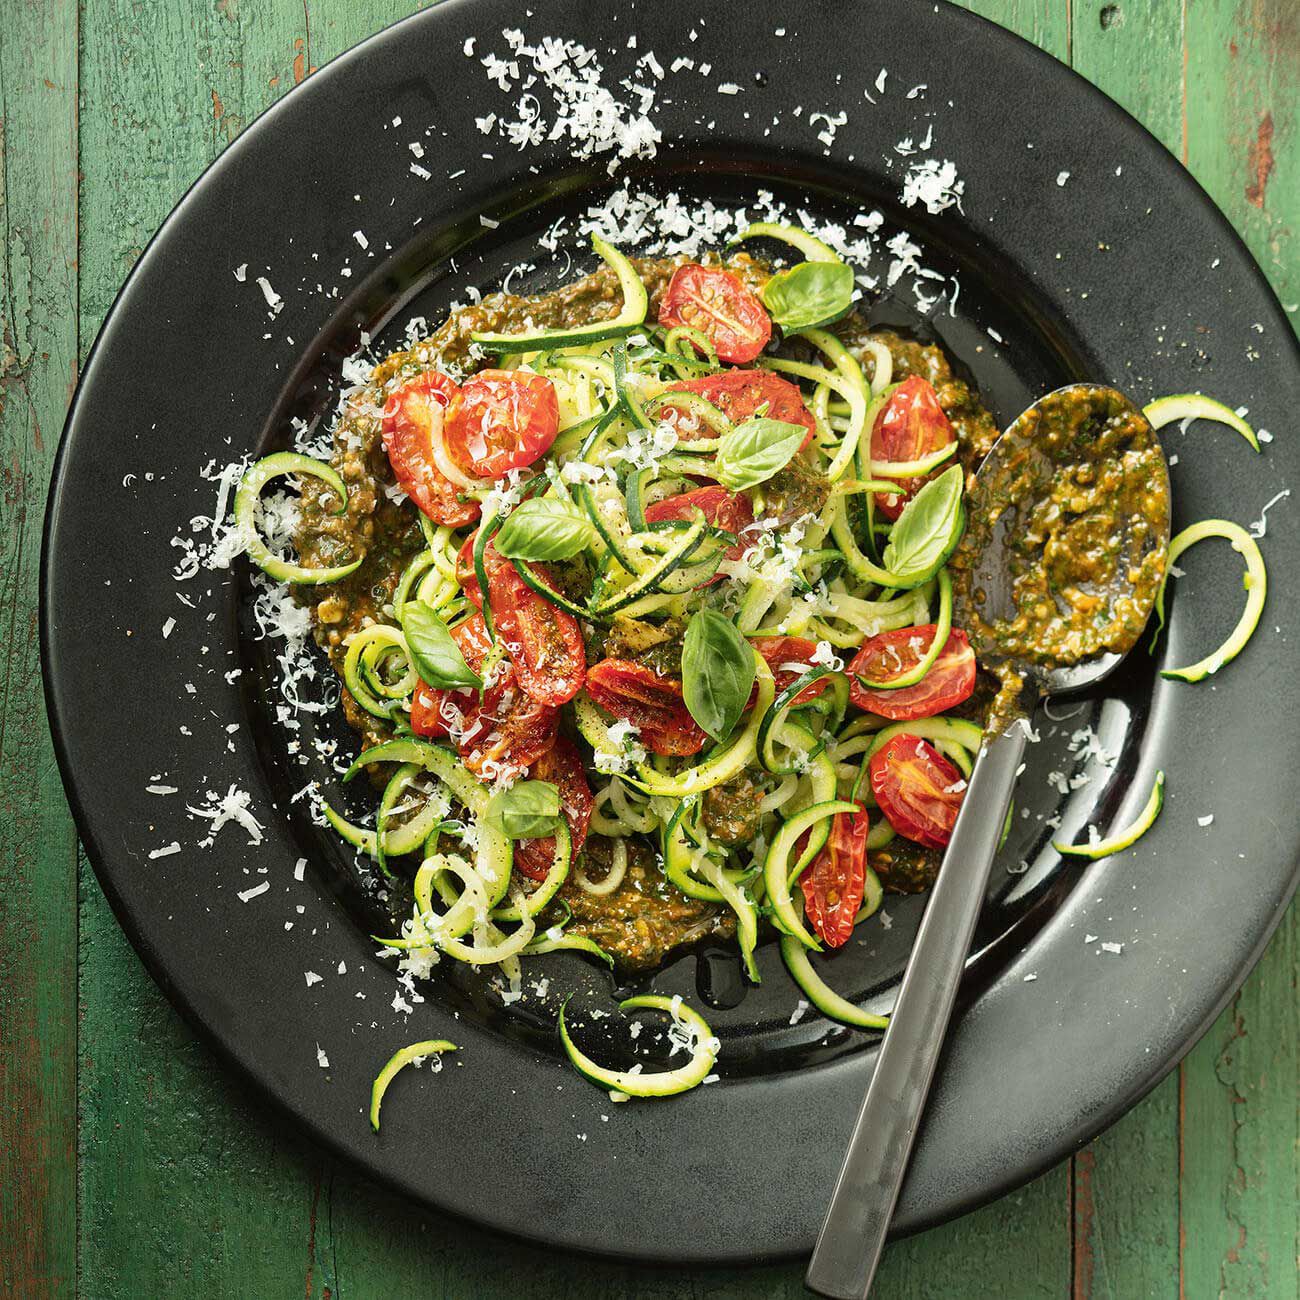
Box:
847;626;976;720
410;613;556;780
584;659;708;757
381;372;482;528
749;636;832;707
870;376;956;521
488;559;586;707
800;806;869;948
513;735;593;882
667;368;816;450
444;369;559;479
869;733;965;849
658;265;772;365
455;532;584;706
644;485;754;567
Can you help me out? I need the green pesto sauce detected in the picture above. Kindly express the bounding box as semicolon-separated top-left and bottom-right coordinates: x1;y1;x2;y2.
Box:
951;385;1169;727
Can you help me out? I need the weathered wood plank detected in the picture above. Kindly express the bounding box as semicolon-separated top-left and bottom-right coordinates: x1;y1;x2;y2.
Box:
1185;0;1297;313
0;2;80;1296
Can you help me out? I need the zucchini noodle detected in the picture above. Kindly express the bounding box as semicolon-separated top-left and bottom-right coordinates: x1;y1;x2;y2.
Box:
574;837;628;896
1149;519;1266;682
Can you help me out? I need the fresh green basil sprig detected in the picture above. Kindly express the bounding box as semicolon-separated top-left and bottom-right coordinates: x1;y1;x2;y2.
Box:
494;496;595;561
400;600;481;689
881;464;966;588
761;261;855;332
682;609;756;742
485;780;562;840
714;417;807;492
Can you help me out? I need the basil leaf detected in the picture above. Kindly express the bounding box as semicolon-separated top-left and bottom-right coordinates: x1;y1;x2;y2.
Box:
714;417;807;492
494;497;595;561
761;261;855;332
485;780;561;840
682;609;756;743
400;601;482;690
881;465;966;588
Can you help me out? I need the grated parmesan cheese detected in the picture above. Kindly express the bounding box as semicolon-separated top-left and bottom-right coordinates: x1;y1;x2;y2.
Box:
187;784;265;848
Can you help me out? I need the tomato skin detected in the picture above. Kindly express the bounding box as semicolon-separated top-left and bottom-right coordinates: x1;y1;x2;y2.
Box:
750;636;831;707
410;681;451;739
513;735;593;882
644;485;754;570
800;806;869;948
455;532;584;706
869;733;965;849
584;659;708;757
848;626;976;720
658;265;773;365
410;613;556;780
490;560;586;707
870;376;956;520
444;369;559;479
381;372;482;528
667;368;816;450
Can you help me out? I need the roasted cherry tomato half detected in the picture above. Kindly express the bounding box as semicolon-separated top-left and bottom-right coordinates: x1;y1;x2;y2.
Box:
455;533;584;706
869;733;965;849
584;659;708;757
644;484;754;571
667;368;816;449
658;264;772;365
381;371;481;527
749;635;834;709
513;734;593;882
444;369;559;479
410;613;556;780
848;626;976;720
489;560;586;708
800;805;869;948
870;376;956;521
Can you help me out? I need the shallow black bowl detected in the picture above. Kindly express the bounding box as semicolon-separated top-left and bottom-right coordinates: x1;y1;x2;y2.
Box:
42;0;1300;1264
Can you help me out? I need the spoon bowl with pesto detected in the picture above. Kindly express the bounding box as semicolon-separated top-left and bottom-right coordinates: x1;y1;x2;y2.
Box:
808;385;1171;1300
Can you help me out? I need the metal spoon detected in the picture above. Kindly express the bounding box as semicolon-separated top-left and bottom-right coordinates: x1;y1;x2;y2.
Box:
806;384;1171;1300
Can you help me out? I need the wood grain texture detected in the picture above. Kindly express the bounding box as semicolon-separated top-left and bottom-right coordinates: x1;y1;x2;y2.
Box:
9;0;1290;1295
0;2;80;1296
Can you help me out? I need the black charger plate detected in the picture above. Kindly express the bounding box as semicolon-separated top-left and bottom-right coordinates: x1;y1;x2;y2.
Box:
42;0;1300;1263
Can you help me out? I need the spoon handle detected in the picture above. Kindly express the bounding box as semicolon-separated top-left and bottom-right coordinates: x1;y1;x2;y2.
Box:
805;724;1027;1300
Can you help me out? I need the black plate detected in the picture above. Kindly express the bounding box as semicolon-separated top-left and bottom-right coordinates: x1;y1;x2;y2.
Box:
42;0;1300;1264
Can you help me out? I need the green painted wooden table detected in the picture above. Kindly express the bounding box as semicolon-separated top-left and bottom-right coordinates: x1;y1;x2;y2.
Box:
3;1;1295;1295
